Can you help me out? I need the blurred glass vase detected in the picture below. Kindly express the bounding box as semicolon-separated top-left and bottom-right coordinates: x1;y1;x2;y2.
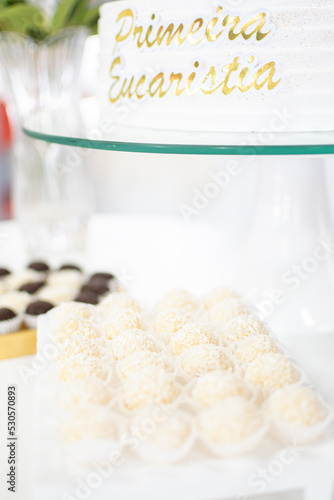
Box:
0;27;93;260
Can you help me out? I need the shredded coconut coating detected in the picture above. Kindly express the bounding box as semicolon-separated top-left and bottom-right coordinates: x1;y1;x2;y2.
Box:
122;367;180;410
210;298;249;324
62;407;119;442
222;315;270;343
192;372;253;407
111;330;159;361
57;336;103;362
117;350;172;379
157;288;198;313
58;358;110;382
59;378;113;409
235;335;279;363
0;291;31;313
245;353;300;389
171;322;218;356
266;386;328;426
54;302;97;322
180;345;234;377
54;317;98;344
99;292;141;318
154;308;192;337
198;397;264;444
202;287;240;310
104;309;144;340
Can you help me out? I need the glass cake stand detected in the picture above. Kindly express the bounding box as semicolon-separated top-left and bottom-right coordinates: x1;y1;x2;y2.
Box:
23;97;334;335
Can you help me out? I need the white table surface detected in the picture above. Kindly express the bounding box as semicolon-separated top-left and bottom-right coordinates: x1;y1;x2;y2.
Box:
0;216;334;500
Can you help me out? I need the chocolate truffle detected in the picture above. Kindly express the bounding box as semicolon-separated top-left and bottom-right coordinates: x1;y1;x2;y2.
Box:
26;301;54;316
59;264;83;272
75;291;99;305
19;281;46;295
90;272;115;281
28;261;50;273
81;283;109;297
0;308;17;321
0;268;11;279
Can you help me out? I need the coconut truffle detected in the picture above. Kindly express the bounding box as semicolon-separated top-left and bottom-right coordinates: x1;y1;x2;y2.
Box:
0;291;31;313
58;358;110;382
53;302;97;322
154;309;192;338
235;336;280;363
222;315;270;343
245;353;300;389
122;367;180;410
54;317;98;344
171;322;218;356
198;397;264;445
157;289;198;313
58;336;103;362
266;386;328;426
59;378;113;410
99;293;141;318
203;287;240;310
210;298;249;324
62;407;119;442
192;372;253;407
146;413;192;448
117;350;172;379
104;309;144;340
180;345;234;377
111;330;159;361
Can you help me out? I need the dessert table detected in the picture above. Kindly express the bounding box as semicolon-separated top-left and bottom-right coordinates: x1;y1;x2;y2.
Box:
0;215;334;500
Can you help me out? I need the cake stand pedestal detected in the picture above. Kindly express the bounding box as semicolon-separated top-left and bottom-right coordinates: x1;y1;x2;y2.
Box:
22;98;334;334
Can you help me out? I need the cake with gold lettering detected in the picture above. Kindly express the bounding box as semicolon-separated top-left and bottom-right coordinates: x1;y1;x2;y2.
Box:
98;0;334;132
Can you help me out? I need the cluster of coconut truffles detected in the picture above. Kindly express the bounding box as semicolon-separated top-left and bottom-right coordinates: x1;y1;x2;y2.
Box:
45;287;333;464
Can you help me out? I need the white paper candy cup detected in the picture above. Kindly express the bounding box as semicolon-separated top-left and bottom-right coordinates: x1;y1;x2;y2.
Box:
63;438;124;466
0;315;22;335
198;419;268;457
267;404;334;446
131;410;196;463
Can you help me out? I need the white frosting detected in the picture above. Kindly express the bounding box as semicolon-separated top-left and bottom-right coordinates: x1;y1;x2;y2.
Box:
98;0;334;132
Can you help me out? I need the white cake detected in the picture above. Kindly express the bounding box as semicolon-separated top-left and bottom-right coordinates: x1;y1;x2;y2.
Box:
98;0;334;133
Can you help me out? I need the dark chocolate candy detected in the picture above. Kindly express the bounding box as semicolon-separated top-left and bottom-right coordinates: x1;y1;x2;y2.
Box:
26;301;54;316
75;291;99;305
81;283;109;297
90;272;115;281
19;281;46;295
0;268;11;278
59;264;83;272
27;261;50;272
0;308;17;321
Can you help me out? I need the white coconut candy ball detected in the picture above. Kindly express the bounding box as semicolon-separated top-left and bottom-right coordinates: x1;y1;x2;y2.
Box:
180;345;234;377
99;292;141;319
235;335;280;363
59;378;113;410
57;357;110;382
192;372;253;408
202;287;240;310
245;353;301;389
117;350;172;379
210;298;250;325
111;329;159;361
147;413;192;448
266;386;329;427
104;309;144;340
53;302;98;322
157;288;198;313
171;322;218;356
154;308;192;338
122;367;180;410
54;316;99;345
57;335;103;362
198;397;264;445
221;315;270;343
62;406;119;442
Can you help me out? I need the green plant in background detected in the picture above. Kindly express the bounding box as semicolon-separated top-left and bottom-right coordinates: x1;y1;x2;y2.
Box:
0;0;100;41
